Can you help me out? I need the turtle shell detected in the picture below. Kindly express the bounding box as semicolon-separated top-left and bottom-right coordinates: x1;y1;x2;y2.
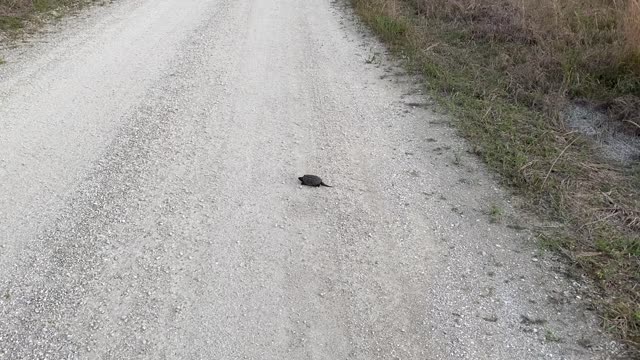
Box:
300;174;323;186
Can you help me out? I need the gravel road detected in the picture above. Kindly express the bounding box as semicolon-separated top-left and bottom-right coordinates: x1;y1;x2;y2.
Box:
0;0;628;358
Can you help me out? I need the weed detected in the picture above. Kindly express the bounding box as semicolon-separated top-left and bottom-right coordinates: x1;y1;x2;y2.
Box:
489;204;504;223
595;227;640;257
372;14;407;43
545;329;562;343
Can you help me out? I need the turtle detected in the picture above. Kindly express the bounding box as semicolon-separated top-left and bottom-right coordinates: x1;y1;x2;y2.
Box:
298;174;332;187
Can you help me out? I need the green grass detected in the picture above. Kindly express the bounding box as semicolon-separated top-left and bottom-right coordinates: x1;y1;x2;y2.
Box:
372;14;407;43
36;0;59;12
352;0;640;349
0;16;25;31
489;204;504;223
595;227;640;258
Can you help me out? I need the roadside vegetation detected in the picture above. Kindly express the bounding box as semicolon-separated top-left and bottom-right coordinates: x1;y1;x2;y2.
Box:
0;0;102;35
351;0;640;348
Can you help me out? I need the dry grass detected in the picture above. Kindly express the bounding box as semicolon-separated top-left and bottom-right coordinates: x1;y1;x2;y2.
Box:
407;0;640;108
352;0;640;350
1;0;52;16
0;1;32;15
624;0;640;61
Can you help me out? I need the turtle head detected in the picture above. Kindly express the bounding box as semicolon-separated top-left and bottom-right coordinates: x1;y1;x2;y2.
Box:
298;177;304;182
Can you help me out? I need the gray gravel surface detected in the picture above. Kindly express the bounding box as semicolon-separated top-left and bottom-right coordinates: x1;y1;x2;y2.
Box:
0;0;630;358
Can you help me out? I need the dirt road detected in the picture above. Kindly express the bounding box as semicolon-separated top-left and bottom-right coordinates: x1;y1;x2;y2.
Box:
0;0;625;358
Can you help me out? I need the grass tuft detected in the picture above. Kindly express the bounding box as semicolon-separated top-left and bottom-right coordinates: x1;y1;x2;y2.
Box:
0;15;24;30
489;204;504;223
372;14;407;42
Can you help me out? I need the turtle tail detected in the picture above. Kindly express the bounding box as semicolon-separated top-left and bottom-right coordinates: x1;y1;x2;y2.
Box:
320;182;332;187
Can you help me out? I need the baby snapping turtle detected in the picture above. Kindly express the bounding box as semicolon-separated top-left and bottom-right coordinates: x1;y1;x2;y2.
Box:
299;174;332;187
